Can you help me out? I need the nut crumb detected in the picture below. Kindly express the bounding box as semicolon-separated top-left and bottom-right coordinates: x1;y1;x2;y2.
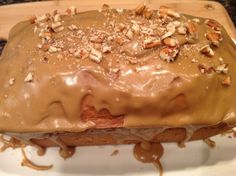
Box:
68;24;78;31
24;73;34;83
89;48;103;63
9;78;15;86
216;64;228;74
222;76;231;87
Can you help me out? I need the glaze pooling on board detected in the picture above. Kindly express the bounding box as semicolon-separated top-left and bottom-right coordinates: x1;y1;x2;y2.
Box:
0;5;236;133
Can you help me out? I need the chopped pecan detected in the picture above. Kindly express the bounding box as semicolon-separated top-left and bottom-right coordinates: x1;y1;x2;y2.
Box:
143;9;153;19
159;6;180;18
177;25;187;34
24;72;34;83
216;64;228;74
29;16;37;24
48;46;61;53
115;36;125;45
200;45;214;57
102;4;110;10
159;47;179;62
66;6;78;16
9;78;15;86
135;3;146;15
125;29;133;40
198;64;215;74
51;22;64;32
68;24;78;31
131;22;140;33
89;48;103;63
41;44;50;52
102;46;112;53
205;19;222;31
143;38;161;49
163;37;179;47
222;76;231;87
186;21;198;36
206;31;223;47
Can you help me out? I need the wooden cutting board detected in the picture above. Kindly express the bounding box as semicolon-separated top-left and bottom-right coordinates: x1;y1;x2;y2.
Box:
0;0;235;40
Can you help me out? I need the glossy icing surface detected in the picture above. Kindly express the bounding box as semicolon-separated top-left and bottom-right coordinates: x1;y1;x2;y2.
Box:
0;5;235;132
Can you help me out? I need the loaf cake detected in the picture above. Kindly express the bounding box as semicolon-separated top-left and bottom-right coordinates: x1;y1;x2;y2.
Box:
0;4;236;149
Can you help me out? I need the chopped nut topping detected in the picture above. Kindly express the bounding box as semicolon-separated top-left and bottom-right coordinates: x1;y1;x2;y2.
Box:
219;57;224;62
115;36;125;45
125;29;133;40
9;78;15;86
143;38;161;49
159;47;179;62
198;64;215;74
222;76;231;87
206;31;223;47
205;19;222;31
68;24;78;31
163;37;179;47
51;22;64;32
49;46;61;53
66;6;77;16
24;72;34;83
89;48;103;63
41;44;50;51
131;22;140;33
192;18;200;23
29;16;37;24
200;45;214;57
143;9;153;19
177;25;187;34
216;64;228;74
135;3;146;15
116;8;124;14
36;13;50;23
74;49;89;59
191;58;198;63
102;46;112;53
186;21;198;37
159;6;180;18
102;4;110;10
90;36;103;43
161;22;176;39
53;14;62;22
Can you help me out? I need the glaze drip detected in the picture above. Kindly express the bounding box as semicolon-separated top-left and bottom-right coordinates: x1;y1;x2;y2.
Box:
21;148;53;171
134;141;164;176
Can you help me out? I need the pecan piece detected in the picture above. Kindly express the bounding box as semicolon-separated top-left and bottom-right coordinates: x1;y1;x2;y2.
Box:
222;76;231;87
206;31;223;47
135;3;146;15
159;6;180;18
200;45;214;57
143;38;161;49
163;37;179;47
205;19;222;31
159;47;179;62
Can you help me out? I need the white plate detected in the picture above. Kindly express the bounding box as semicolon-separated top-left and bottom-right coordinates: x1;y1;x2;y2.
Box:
0;134;236;176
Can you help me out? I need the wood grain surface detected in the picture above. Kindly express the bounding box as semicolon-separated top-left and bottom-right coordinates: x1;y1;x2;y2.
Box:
0;0;235;40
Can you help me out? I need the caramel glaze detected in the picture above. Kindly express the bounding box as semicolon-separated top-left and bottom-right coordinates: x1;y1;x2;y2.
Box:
203;138;216;148
21;148;53;171
0;135;25;152
134;141;164;176
49;135;75;159
0;7;236;134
